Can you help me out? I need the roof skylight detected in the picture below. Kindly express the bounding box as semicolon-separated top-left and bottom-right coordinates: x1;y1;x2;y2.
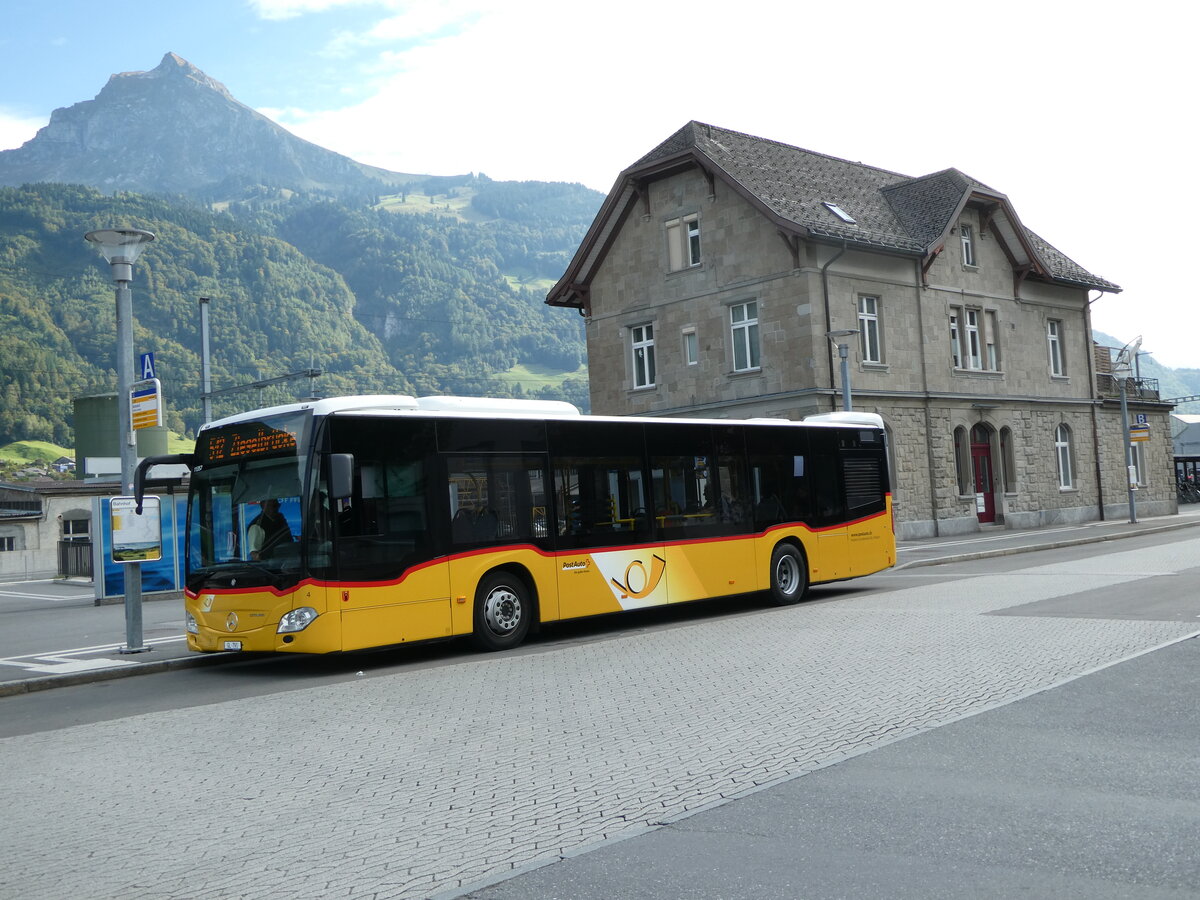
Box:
822;202;857;225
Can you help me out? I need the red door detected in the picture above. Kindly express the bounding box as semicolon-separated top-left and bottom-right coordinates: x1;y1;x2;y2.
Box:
971;425;995;523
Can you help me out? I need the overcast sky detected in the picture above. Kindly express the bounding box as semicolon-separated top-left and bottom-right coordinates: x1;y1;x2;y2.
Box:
1;0;1194;369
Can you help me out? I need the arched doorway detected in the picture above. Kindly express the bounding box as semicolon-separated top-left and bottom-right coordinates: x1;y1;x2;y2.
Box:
970;424;995;523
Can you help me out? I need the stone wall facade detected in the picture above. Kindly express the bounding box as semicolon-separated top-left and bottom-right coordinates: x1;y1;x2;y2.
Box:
580;168;1174;539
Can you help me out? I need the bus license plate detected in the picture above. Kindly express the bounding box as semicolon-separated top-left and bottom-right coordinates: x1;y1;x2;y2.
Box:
223;641;243;651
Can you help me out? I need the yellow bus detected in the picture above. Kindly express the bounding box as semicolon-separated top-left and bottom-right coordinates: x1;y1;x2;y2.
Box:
138;396;894;654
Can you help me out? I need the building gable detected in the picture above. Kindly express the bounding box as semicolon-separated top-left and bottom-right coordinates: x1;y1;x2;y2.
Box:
548;122;1119;312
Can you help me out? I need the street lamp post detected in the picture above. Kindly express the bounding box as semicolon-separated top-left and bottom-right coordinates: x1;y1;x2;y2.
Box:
85;227;156;653
825;329;860;411
1114;336;1142;525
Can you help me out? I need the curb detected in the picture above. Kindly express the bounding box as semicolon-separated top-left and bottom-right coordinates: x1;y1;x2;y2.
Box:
0;650;236;698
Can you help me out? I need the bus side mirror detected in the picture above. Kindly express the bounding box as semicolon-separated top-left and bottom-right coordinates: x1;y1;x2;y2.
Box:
330;454;355;499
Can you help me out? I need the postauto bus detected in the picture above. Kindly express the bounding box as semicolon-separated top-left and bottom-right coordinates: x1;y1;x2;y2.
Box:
136;396;894;654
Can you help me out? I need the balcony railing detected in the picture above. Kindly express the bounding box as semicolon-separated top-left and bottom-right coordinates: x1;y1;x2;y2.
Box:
1096;374;1159;401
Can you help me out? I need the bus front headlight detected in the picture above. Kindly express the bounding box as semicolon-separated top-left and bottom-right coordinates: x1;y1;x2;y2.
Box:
185;612;198;634
277;607;318;633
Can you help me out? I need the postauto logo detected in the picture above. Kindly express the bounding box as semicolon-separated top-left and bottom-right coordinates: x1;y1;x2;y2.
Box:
592;550;668;609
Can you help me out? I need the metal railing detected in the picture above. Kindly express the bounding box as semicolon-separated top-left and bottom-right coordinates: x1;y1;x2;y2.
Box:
1096;374;1159;400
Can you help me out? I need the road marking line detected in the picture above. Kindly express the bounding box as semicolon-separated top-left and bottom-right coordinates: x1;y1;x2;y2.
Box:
0;634;186;666
0;590;92;601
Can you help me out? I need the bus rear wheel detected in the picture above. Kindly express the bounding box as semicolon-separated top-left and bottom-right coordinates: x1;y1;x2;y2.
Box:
767;543;808;605
473;571;532;651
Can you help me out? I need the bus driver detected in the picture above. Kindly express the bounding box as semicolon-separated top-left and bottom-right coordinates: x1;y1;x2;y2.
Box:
247;499;293;560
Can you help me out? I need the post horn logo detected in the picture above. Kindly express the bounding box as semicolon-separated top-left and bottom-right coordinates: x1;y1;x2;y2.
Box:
610;554;667;600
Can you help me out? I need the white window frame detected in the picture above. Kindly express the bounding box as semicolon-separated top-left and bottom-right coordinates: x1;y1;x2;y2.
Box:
1047;319;1065;376
949;312;961;368
682;327;698;366
950;305;1000;371
0;536;14;552
730;301;760;373
858;295;881;363
666;214;701;271
965;309;982;369
1055;424;1074;490
961;224;976;266
631;323;656;389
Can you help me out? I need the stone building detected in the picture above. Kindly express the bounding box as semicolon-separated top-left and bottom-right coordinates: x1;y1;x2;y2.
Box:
0;480;116;580
547;122;1174;538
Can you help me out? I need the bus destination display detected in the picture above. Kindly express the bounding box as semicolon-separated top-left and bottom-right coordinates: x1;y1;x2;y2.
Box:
200;422;299;464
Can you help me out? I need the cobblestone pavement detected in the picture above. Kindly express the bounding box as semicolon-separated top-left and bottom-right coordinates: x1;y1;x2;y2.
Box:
1;539;1198;900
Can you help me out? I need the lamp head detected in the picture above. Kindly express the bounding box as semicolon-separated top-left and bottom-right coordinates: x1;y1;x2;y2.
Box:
85;228;155;266
1113;335;1143;372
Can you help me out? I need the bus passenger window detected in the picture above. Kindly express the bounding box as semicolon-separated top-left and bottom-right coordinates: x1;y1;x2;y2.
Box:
554;456;648;548
448;455;549;546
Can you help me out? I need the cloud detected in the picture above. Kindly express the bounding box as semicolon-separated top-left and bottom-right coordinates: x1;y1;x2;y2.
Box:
0;109;45;151
247;0;387;22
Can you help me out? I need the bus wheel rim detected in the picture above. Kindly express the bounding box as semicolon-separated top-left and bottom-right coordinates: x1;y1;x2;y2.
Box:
484;586;521;634
776;555;800;595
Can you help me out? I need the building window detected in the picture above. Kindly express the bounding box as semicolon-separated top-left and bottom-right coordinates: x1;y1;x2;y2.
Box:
1047;319;1065;376
1055;424;1074;489
858;295;882;363
985;311;1000;370
950;312;961;368
965;309;982;369
961;224;976;266
950;305;1000;371
62;518;90;542
682;328;698;366
953;426;971;495
1000;427;1017;493
730;301;760;372
0;536;14;552
666;214;701;271
631;323;656;389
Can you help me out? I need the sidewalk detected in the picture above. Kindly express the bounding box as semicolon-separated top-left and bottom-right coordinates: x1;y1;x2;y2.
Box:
896;502;1200;569
3;504;1199;698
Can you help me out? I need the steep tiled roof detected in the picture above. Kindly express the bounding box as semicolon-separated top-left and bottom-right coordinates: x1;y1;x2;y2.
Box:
621;122;1118;291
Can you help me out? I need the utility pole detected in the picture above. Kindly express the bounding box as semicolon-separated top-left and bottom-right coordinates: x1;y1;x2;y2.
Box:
199;297;213;424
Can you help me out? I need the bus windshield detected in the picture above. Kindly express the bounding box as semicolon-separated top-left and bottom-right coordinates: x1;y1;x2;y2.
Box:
187;410;311;590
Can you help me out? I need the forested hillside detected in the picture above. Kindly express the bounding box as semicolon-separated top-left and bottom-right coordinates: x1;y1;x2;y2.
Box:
0;177;598;446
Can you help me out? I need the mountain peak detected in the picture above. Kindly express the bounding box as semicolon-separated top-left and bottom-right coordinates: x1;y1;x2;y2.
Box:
105;52;235;103
0;53;402;199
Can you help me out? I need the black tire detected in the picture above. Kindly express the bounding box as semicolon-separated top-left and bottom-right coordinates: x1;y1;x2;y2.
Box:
767;543;808;605
472;571;533;651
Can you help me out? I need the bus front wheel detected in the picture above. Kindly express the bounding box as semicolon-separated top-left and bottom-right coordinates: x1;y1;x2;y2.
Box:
473;571;532;651
767;544;808;605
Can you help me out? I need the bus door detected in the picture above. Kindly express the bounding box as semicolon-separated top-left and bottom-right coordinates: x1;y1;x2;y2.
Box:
650;425;756;602
552;453;662;617
320;420;451;650
802;431;849;582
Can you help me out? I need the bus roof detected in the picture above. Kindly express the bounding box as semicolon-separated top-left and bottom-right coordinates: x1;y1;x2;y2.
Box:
802;411;886;429
199;395;582;432
199;395;885;433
